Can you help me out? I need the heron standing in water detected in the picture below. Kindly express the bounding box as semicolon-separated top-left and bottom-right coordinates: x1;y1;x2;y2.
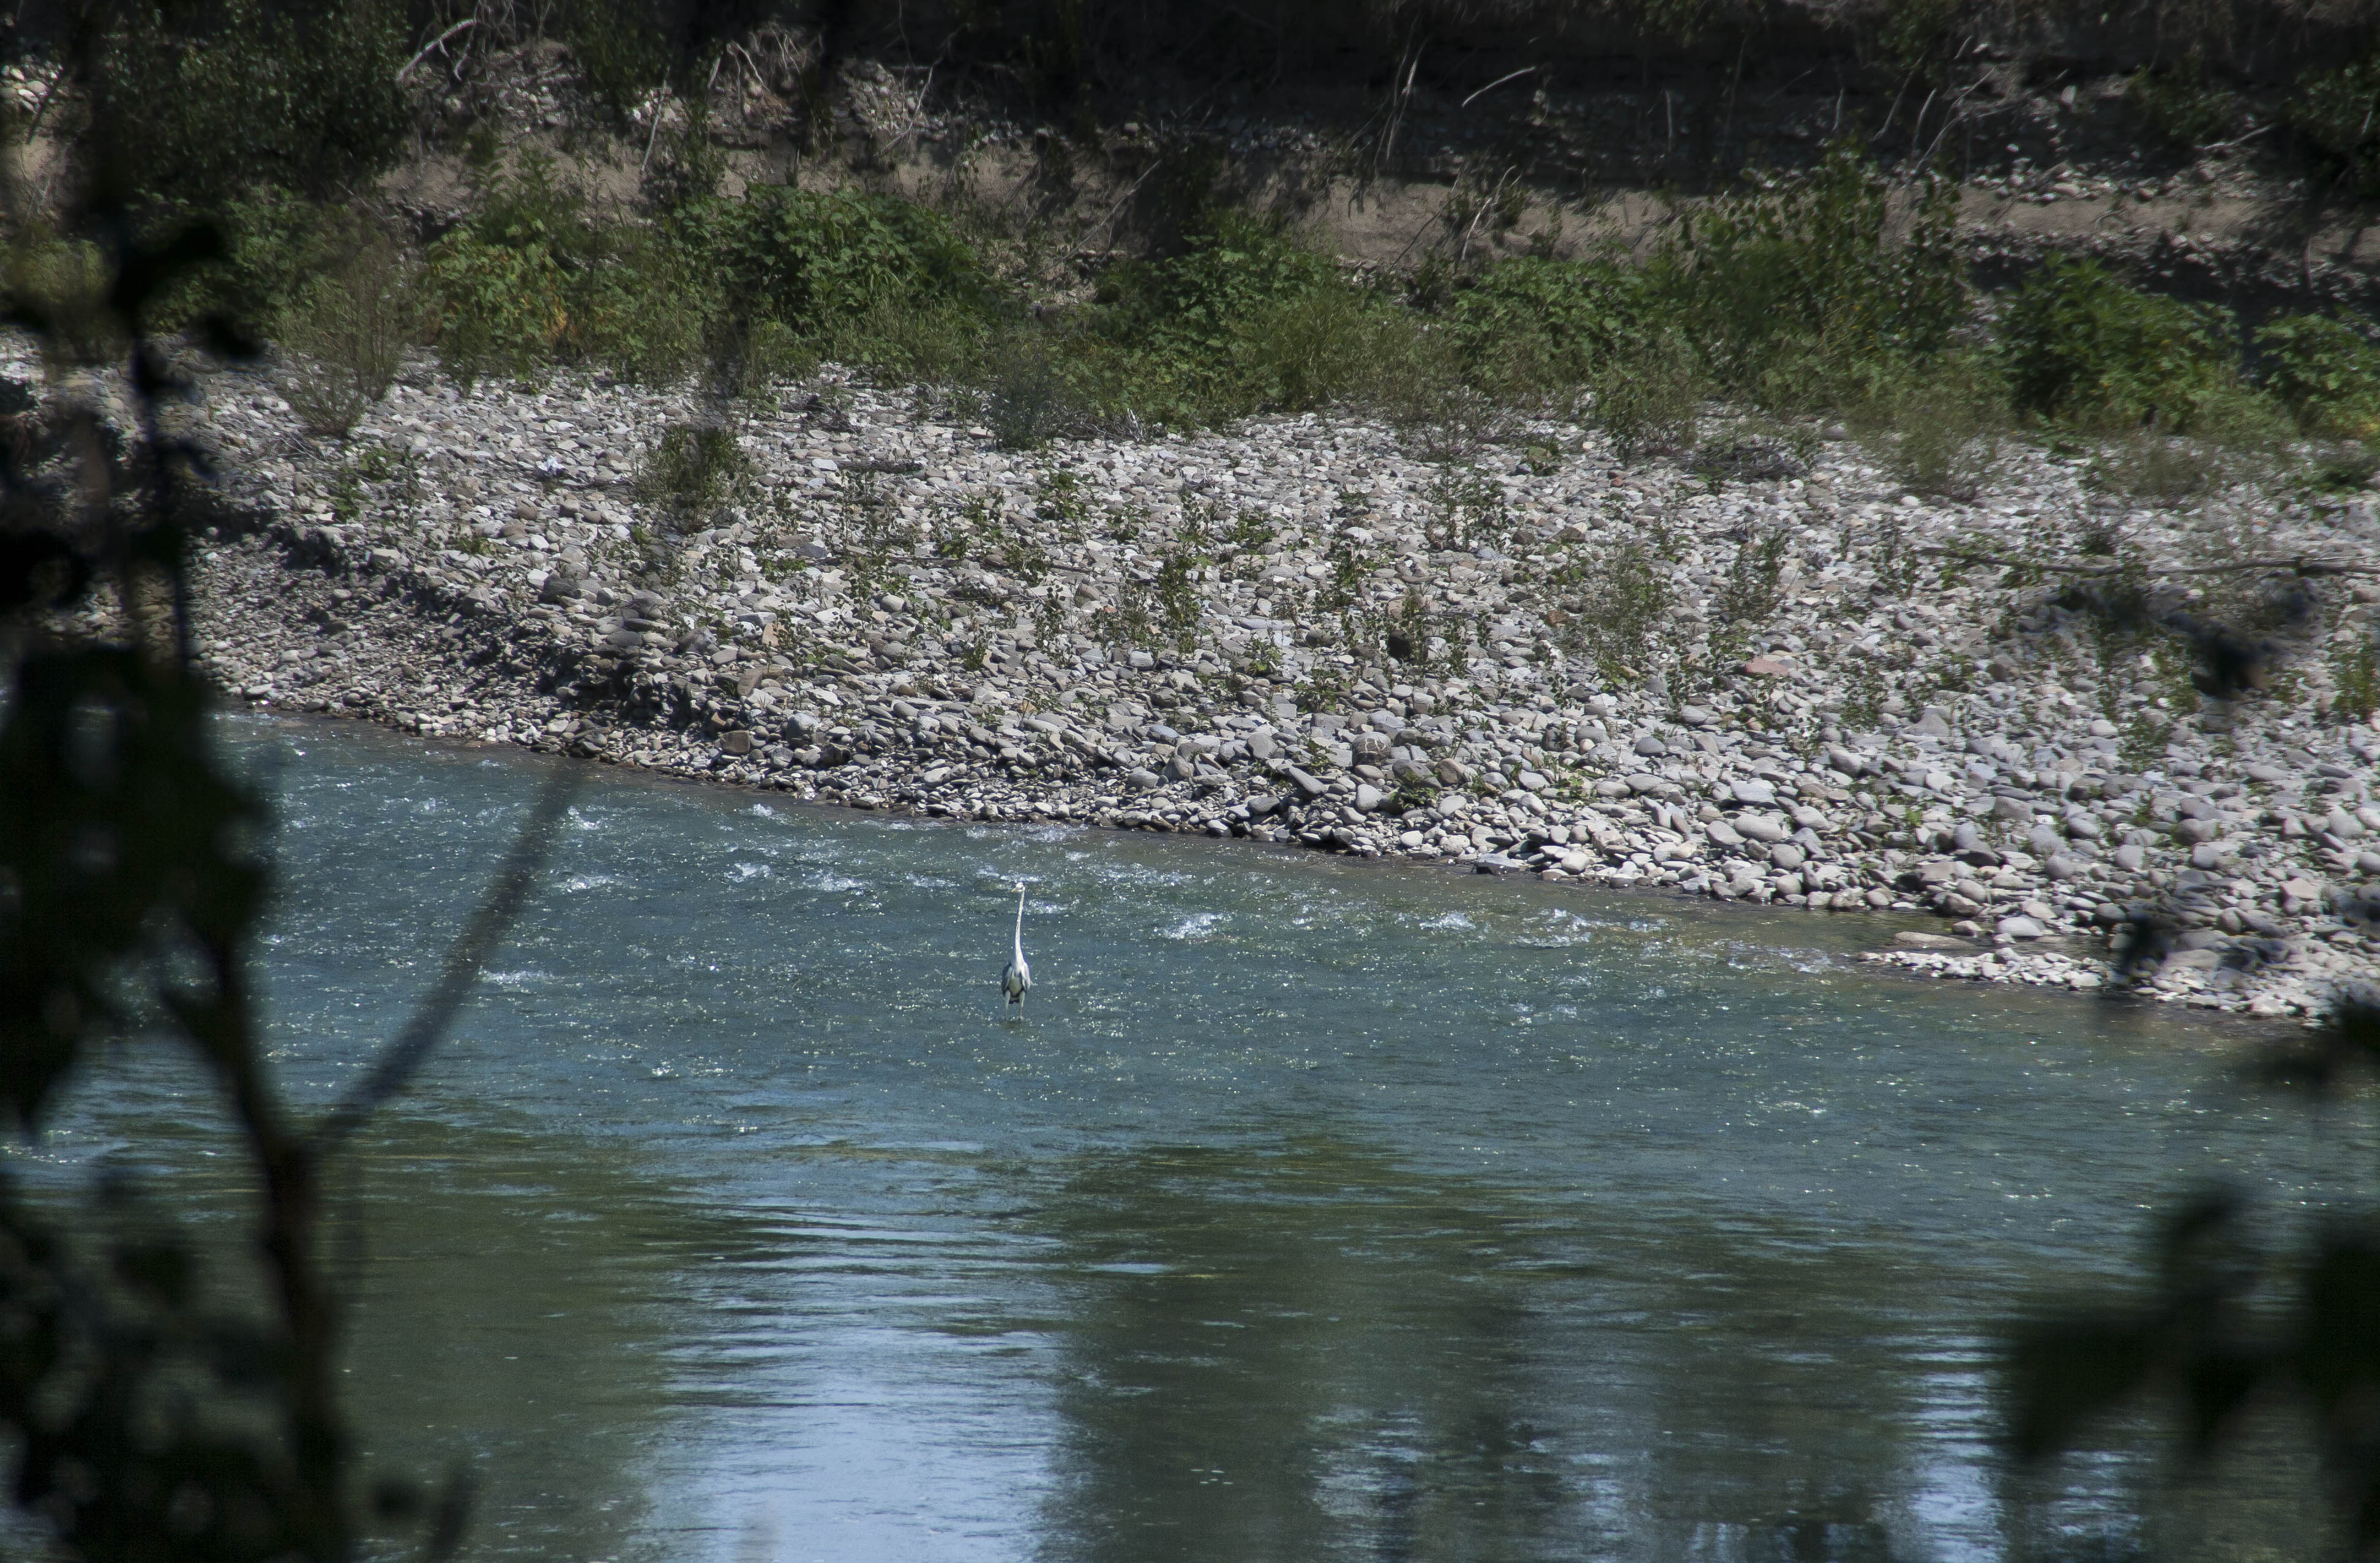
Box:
1001;881;1032;1018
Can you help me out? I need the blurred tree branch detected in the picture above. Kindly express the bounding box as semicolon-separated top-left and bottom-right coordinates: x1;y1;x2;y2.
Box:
0;17;572;1556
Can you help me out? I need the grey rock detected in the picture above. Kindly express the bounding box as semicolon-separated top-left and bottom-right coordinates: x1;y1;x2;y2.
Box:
1997;915;2049;939
1731;778;1776;806
1285;766;1329;799
1632;734;1667;756
1354;783;1386;812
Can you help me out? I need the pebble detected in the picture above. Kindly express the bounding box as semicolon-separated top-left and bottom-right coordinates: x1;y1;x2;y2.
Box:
39;344;2370;1023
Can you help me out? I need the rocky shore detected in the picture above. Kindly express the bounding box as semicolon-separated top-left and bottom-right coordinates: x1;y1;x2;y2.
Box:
43;348;2379;1020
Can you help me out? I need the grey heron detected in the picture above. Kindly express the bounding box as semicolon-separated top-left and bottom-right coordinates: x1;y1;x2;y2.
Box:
1001;881;1032;1017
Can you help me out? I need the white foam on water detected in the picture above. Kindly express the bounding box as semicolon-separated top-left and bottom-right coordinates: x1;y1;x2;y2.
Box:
1161;911;1228;941
728;862;773;882
814;873;867;892
559;873;618;895
1419;911;1475;931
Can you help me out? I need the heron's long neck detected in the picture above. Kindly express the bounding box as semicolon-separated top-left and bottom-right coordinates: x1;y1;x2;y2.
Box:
1013;895;1025;962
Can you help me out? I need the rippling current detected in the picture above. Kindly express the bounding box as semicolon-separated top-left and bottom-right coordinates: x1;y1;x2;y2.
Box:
23;715;2352;1562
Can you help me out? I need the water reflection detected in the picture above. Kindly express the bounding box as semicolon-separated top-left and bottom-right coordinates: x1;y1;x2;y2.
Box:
1035;1133;1566;1562
17;715;2346;1562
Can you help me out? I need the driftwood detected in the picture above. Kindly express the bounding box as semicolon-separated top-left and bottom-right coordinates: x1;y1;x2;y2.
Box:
1920;546;2380;580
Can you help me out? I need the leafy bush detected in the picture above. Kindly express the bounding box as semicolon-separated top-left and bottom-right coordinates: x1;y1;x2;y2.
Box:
425;162;713;386
1670;145;1967;403
2257;312;2380;439
1999;256;2236;428
90;0;410;212
1231;281;1411;414
2125;53;2241;148
425;228;574;387
1;233;118;362
1090;212;1345;422
1444;256;1660;392
2286;51;2380;197
1552;539;1672;678
638;424;750;524
676;185;987;332
275;231;422;436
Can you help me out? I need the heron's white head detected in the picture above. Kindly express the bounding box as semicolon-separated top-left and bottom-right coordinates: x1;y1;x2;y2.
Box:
1016;881;1026;893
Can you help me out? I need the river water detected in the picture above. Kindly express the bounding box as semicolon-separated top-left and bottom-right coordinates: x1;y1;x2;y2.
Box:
24;715;2349;1562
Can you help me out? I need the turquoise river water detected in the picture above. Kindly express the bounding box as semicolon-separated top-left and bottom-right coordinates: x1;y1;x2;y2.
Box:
19;715;2359;1562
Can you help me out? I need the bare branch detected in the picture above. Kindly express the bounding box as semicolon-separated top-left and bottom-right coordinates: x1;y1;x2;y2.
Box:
1922;546;2380;580
310;764;577;1151
396;18;478;84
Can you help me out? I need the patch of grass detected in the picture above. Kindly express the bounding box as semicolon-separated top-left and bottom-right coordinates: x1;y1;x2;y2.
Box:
1445;255;1656;395
638;425;750;526
2120;711;2169;772
2335;636;2380;723
1591;330;1705;461
1422;466;1513;553
1550;539;1672;679
1849;349;2010;500
1671;145;1968;405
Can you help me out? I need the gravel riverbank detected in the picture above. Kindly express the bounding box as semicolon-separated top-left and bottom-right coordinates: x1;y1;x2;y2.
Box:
62;351;2380;1019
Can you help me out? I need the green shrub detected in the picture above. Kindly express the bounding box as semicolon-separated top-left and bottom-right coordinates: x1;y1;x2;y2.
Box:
276;231;422;436
675;186;986;332
2125;53;2241;148
1090;212;1345;422
1670;145;1968;403
1;232;119;362
2257;312;2380;440
2287;52;2380;198
425;161;718;386
1999;256;2236;428
1230;281;1412;414
638;424;750;523
425;229;574;386
1444;256;1661;392
977;328;1088;449
90;0;409;212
